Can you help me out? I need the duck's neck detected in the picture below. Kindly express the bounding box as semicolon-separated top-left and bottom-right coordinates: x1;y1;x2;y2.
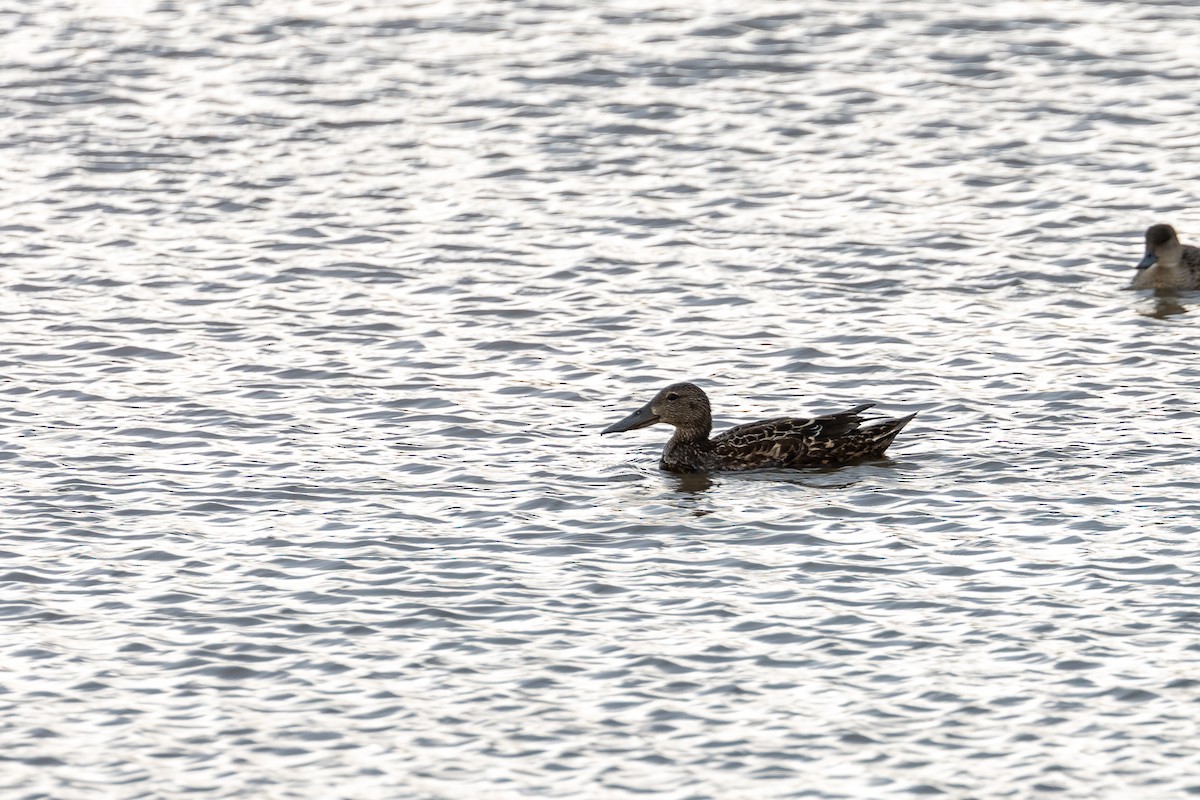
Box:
1158;252;1183;270
669;422;712;447
661;423;712;470
1134;260;1186;289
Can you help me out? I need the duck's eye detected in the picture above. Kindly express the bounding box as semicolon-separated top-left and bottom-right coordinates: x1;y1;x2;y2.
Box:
666;393;679;401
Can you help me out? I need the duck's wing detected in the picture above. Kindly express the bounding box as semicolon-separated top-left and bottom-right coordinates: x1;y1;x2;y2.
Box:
710;404;915;468
1182;244;1200;275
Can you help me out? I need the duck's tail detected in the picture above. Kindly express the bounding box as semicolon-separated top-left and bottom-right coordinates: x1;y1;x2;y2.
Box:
863;412;917;456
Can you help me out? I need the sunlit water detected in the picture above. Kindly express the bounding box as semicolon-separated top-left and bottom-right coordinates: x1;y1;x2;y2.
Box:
3;1;1200;797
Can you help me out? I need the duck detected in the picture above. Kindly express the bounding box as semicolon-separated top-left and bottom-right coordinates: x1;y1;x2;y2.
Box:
1132;224;1200;290
602;381;915;473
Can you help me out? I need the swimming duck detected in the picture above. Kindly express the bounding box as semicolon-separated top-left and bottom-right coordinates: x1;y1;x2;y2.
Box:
1132;224;1200;290
602;382;915;473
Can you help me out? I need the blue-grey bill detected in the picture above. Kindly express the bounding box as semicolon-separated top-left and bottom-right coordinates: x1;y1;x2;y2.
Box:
1136;252;1158;270
602;402;659;434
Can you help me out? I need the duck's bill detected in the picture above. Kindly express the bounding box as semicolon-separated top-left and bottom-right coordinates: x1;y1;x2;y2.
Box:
1136;252;1158;270
602;402;659;434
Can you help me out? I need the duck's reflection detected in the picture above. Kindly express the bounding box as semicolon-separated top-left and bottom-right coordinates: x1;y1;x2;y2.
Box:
669;471;714;494
1141;290;1189;319
663;471;716;518
666;467;872;497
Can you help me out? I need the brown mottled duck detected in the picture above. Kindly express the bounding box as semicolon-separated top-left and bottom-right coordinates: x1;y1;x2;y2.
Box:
1132;224;1200;290
602;382;915;473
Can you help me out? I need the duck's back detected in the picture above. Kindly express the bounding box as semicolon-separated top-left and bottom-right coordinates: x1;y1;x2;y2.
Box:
1184;244;1200;279
706;404;914;470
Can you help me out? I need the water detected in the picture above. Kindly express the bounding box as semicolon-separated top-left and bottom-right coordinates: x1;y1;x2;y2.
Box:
3;1;1200;797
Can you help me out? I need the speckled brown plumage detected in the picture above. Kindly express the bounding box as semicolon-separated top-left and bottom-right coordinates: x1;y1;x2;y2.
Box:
602;382;916;473
1132;223;1200;290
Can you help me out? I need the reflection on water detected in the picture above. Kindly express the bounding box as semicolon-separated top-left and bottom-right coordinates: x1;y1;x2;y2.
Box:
669;471;715;495
1140;291;1191;319
4;0;1200;798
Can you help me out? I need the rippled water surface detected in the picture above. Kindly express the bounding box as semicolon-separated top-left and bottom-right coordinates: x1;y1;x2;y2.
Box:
4;1;1200;797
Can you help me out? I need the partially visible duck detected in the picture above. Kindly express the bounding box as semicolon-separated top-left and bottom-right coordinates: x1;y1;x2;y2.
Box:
1132;224;1200;290
602;382;915;473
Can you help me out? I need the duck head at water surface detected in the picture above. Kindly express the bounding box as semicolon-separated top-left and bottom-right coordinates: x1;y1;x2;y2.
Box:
602;381;915;473
1132;223;1200;290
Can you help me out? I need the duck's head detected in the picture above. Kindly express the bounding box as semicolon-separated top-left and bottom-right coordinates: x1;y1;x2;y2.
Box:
602;382;712;437
1138;224;1182;270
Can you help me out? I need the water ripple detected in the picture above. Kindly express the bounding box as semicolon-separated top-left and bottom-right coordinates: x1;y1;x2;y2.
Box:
2;0;1200;798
